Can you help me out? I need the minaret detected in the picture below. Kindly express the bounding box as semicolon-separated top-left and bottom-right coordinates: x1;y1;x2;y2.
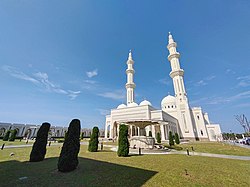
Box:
126;50;136;104
167;32;195;138
167;32;187;102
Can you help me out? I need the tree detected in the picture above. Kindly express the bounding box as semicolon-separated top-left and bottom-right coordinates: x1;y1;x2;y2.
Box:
9;129;17;141
148;131;152;137
169;131;174;146
235;114;250;133
156;132;161;143
117;124;129;157
80;132;84;140
3;130;10;141
58;119;81;172
30;122;50;162
88;127;99;152
174;132;180;144
64;131;68;140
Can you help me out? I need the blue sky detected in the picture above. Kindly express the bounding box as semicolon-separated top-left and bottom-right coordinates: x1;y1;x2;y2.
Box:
0;1;250;133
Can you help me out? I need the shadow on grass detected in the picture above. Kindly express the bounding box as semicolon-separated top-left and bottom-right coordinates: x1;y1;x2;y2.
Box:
0;157;157;187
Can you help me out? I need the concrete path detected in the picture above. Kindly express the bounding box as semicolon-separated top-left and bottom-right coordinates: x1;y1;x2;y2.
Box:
225;141;250;149
110;146;250;161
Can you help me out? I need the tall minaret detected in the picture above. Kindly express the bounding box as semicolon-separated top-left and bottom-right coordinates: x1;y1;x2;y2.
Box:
167;32;195;138
126;50;136;104
167;32;187;102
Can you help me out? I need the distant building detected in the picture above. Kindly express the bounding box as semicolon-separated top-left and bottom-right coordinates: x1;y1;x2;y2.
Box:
105;33;222;142
0;122;105;139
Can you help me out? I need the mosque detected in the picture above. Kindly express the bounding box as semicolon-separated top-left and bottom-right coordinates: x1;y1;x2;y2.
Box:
104;33;222;142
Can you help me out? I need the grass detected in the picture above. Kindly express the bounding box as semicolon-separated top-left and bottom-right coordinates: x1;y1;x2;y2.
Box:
0;144;249;187
179;141;250;156
0;139;33;146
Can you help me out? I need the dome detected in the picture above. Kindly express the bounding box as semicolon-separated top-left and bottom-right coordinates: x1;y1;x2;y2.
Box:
161;95;176;106
117;104;126;109
127;102;138;107
139;100;152;106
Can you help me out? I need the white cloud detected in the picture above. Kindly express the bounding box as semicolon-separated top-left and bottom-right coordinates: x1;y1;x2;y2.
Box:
98;89;126;101
96;109;110;116
191;91;250;106
84;80;97;84
68;90;81;100
159;78;171;85
2;65;39;84
237;75;250;87
226;69;236;74
205;75;216;81
195;75;216;86
2;65;81;100
86;69;98;78
196;80;207;86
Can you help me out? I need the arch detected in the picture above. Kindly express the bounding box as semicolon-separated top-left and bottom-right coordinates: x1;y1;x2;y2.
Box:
24;129;32;139
113;122;118;138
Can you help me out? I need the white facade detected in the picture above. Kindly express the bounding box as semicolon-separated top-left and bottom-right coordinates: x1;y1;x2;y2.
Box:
105;34;222;142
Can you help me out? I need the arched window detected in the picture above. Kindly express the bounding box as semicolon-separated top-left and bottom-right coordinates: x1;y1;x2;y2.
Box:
197;115;200;120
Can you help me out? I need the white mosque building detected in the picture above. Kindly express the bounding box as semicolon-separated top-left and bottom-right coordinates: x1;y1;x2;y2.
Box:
104;33;222;142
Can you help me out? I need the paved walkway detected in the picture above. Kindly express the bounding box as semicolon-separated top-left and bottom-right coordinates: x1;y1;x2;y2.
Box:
110;146;250;161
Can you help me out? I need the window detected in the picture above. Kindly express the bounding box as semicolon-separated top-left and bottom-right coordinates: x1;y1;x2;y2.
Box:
201;130;203;136
197;115;200;120
168;106;170;108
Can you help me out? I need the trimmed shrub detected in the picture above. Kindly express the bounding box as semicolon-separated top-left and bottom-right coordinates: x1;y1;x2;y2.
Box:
117;124;129;157
156;132;161;143
169;131;174;146
80;132;84;140
9;129;17;141
88;127;99;152
30;122;50;162
64;131;68;140
174;132;180;144
58;119;81;172
149;131;152;137
3;130;10;141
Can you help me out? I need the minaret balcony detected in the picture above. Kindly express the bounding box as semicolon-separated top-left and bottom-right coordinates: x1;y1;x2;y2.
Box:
126;59;134;65
167;42;177;50
126;83;136;89
126;69;135;74
169;69;184;78
168;52;180;61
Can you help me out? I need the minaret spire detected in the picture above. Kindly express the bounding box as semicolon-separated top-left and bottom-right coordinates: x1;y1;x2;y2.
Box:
125;50;136;104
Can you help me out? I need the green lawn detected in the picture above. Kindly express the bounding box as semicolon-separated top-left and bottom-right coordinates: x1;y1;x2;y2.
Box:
0;144;249;187
0;139;33;146
179;141;250;156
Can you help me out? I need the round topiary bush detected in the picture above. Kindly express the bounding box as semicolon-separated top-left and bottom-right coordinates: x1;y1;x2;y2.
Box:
88;126;99;152
58;119;81;172
3;130;11;141
9;129;17;141
117;124;129;157
169;131;175;146
30;122;51;162
156;132;161;143
174;132;180;144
